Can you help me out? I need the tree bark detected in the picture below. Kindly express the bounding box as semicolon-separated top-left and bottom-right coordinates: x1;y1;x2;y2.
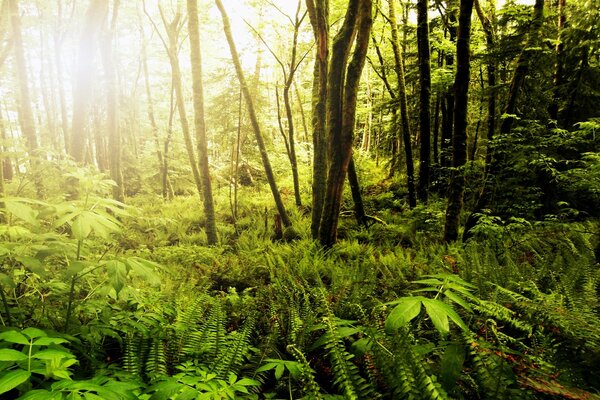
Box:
319;0;372;246
8;0;38;156
417;0;432;203
348;156;368;227
187;0;218;245
444;0;474;242
388;0;416;208
463;0;544;240
215;0;292;228
306;0;329;239
549;0;565;123
160;7;204;200
440;9;458;169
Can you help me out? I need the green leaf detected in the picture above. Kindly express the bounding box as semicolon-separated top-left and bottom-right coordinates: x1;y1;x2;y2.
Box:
4;199;38;226
385;296;423;331
17;389;62;400
0;273;16;289
71;212;94;240
0;348;28;361
15;256;45;276
106;260;128;296
32;337;69;346
275;363;284;380
0;330;30;345
422;298;450;335
0;370;31;394
444;289;472;312
439;343;466;392
32;349;75;360
22;328;47;340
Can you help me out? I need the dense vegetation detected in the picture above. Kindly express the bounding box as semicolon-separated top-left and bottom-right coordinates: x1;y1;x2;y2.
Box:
0;0;599;399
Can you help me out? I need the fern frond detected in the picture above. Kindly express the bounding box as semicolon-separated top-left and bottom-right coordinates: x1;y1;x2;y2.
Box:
211;313;257;379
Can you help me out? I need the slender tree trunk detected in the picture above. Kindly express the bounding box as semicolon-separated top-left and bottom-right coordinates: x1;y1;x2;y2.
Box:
294;83;309;143
101;0;124;202
388;0;416;208
417;0;432;202
216;0;292;228
441;11;458;169
160;8;204;200
319;0;372;246
500;0;545;135
444;0;474;242
187;0;218;245
8;0;38;156
140;18;171;199
0;108;13;182
70;0;107;162
348;156;367;227
306;0;329;238
549;0;565;123
463;0;544;241
433;92;441;164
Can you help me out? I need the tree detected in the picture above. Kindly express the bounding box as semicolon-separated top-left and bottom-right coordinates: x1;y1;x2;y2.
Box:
187;0;218;245
444;0;474;242
417;0;432;202
318;0;372;246
253;1;307;207
153;4;204;201
388;0;416;208
306;0;329;239
463;0;545;240
215;0;292;229
8;0;39;157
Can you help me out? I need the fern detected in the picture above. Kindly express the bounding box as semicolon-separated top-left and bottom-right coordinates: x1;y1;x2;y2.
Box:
211;313;257;379
287;344;324;399
181;300;226;359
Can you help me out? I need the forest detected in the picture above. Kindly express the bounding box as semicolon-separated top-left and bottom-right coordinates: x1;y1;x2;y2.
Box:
0;0;599;398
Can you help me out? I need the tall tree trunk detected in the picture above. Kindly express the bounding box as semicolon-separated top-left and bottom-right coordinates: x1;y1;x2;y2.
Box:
141;26;171;199
441;9;458;169
549;0;565;123
159;7;204;200
433;92;441;164
388;0;416;208
215;0;292;228
306;0;329;239
187;0;218;245
8;0;38;156
70;0;107;162
444;0;474;242
417;0;432;202
319;0;372;246
101;0;124;202
283;1;304;207
348;156;368;227
463;0;544;240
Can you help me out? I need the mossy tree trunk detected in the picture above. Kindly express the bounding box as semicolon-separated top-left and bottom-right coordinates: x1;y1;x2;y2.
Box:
388;0;416;209
444;0;474;242
417;0;432;203
306;0;329;239
319;0;372;246
187;0;218;245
